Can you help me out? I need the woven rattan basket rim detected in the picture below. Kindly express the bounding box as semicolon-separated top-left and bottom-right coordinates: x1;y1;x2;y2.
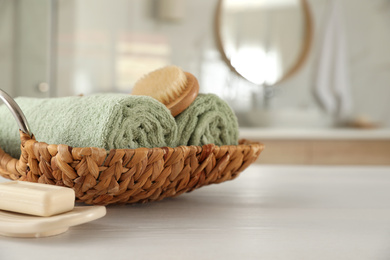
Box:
0;132;264;205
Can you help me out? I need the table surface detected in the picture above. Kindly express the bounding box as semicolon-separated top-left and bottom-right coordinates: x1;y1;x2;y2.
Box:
1;165;390;260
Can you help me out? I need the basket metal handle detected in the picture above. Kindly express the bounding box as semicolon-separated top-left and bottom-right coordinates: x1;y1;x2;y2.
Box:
0;89;32;137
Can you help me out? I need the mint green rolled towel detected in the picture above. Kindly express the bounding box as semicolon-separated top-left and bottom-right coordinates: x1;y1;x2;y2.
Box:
175;94;239;146
0;93;177;158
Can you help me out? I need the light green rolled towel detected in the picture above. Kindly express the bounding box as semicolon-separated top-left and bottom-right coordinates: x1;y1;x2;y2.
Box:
175;94;239;146
0;93;177;158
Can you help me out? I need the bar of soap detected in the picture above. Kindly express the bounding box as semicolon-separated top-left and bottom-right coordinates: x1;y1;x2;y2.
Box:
0;181;75;217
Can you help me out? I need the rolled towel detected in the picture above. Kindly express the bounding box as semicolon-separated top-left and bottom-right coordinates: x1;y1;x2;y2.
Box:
175;94;239;146
0;94;177;158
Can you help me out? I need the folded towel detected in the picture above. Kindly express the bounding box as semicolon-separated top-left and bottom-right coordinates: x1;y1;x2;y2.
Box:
0;94;177;158
175;94;239;147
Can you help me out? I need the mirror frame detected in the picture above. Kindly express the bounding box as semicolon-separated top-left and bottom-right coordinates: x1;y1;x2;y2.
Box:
214;0;313;86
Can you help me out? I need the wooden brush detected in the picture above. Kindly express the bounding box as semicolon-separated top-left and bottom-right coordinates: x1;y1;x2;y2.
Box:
132;66;199;116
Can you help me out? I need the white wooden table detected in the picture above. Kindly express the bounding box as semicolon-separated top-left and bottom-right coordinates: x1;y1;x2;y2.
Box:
1;165;390;260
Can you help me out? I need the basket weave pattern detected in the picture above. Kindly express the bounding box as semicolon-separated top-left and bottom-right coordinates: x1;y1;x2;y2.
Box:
0;131;263;205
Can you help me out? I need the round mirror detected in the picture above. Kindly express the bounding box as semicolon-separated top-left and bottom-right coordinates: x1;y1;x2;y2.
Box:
215;0;312;86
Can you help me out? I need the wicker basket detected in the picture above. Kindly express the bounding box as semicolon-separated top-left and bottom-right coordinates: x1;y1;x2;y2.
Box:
0;90;264;205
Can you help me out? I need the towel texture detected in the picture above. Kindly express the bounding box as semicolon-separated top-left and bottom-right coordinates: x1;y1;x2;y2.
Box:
175;94;239;146
0;94;177;158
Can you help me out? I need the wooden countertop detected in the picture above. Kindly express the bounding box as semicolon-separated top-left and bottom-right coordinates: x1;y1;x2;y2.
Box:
1;165;390;259
239;127;390;140
239;128;390;165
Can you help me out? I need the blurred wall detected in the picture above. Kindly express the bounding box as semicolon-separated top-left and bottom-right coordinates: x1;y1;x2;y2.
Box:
0;0;52;98
56;0;217;96
1;0;390;126
0;0;15;96
272;0;390;126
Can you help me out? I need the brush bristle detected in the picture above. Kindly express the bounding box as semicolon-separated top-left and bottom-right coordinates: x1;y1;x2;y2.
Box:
132;66;188;105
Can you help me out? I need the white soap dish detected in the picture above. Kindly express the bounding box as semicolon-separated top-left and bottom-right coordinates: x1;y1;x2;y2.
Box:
0;206;106;238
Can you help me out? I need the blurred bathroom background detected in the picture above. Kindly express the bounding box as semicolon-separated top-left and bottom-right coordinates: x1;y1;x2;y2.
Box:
0;0;389;164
